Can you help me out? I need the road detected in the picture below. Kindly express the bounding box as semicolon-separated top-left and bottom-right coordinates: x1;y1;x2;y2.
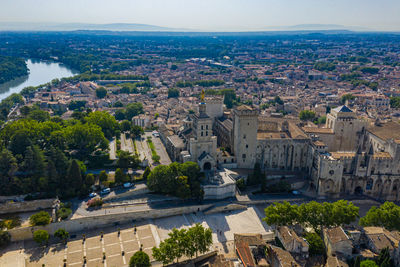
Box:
144;132;172;166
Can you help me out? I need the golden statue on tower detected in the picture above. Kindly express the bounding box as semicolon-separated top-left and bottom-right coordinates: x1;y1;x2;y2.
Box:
201;89;205;102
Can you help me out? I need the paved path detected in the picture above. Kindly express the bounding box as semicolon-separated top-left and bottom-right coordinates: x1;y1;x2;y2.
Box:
109;138;117;160
145;132;171;165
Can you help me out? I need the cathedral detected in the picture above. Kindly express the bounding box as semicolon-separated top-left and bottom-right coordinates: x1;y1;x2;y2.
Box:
163;95;400;201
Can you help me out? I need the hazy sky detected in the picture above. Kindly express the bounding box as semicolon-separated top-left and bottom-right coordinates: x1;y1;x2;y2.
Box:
1;0;400;31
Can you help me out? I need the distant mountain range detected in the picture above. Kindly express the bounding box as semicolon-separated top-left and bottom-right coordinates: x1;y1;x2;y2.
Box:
0;22;186;32
0;22;372;32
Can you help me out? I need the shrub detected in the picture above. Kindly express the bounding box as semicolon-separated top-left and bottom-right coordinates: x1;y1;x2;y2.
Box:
33;230;49;245
87;198;103;208
54;228;69;242
0;230;11;247
30;211;51;226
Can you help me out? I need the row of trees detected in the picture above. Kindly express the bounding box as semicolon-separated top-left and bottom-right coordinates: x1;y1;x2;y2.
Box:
147;162;203;200
152;224;212;265
0;55;28;84
264;200;359;233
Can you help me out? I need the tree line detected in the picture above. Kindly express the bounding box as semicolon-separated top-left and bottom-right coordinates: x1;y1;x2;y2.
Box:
0;108;135;198
0;56;28;84
152;224;212;265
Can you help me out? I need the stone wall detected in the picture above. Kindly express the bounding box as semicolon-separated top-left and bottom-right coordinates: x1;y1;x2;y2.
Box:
0;198;57;215
8;204;213;242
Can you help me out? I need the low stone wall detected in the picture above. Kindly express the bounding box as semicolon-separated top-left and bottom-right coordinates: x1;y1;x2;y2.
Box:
0;198;57;215
8;204;213;242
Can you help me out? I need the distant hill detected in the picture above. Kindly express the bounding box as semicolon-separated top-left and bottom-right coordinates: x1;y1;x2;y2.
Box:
258;24;371;32
0;22;187;32
0;22;371;33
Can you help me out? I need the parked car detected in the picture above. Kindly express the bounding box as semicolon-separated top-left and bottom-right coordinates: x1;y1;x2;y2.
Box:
100;188;111;195
89;192;97;198
292;190;300;195
123;182;133;188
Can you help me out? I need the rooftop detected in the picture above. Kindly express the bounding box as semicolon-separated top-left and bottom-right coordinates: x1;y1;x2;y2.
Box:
368;121;400;142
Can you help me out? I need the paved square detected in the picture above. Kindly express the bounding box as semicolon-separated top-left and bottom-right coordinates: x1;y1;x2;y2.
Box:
86;237;101;247
86;247;103;260
87;258;103;267
104;234;119;244
105;243;121;255
107;254;124;267
123;240;139;252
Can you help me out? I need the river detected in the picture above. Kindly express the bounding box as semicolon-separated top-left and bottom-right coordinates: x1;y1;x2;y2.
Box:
0;59;78;101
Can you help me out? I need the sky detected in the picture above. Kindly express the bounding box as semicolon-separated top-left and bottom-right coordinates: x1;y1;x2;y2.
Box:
0;0;400;31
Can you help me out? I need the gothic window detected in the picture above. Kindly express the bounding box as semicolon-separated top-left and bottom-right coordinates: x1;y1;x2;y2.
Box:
246;144;248;148
329;170;334;175
206;131;208;136
242;154;246;159
201;125;203;130
201;132;203;136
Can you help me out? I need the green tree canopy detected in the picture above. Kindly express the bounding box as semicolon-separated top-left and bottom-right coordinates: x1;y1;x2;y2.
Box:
54;228;69;242
299;110;316;121
29;211;51;226
33;230;49;245
360;201;400;231
96;87;107;98
129;251;151;267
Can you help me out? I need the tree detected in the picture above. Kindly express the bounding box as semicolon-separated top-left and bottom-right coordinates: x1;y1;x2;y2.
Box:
152;224;212;264
120;120;132;132
30;211;51;226
360;260;378;267
115;168;127;184
376;247;394;267
115;109;126;120
0;230;11;247
341;94;355;105
304;233;325;255
168;88;180;98
390;96;400;109
99;170;108;183
96;87;107;98
152;239;176;265
129;251;151;267
85;111;119;139
131;125;144;138
263;201;299;227
85;173;95;187
28;109;50;122
54;228;69;243
175;176;191;200
359;202;400;231
33;230;49;246
66;160;83;192
186;223;212;257
125;103;144;121
0;149;17;178
299;110;316;121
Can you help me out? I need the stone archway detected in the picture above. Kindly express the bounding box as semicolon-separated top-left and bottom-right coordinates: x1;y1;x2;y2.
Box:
203;162;212;171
